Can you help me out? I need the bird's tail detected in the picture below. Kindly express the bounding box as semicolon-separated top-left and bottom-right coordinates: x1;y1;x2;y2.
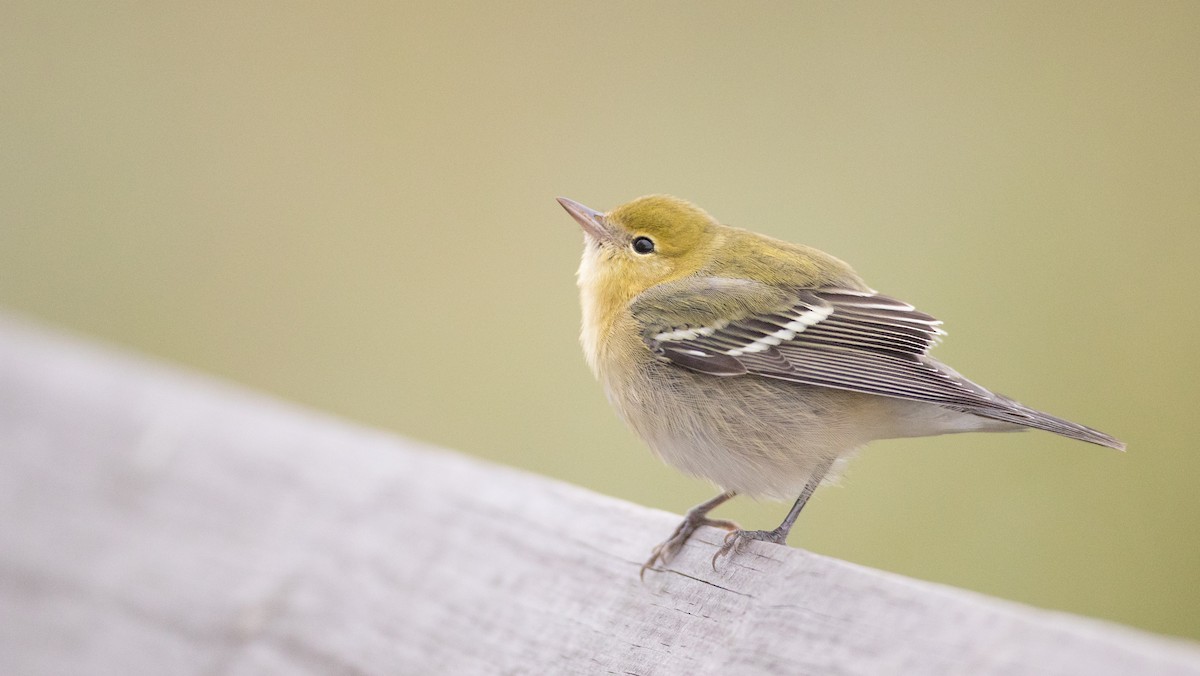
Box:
974;395;1126;451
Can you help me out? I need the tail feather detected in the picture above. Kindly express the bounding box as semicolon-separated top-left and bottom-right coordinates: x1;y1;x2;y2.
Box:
972;396;1125;451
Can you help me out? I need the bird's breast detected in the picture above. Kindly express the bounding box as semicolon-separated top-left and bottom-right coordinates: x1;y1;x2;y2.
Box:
598;352;888;498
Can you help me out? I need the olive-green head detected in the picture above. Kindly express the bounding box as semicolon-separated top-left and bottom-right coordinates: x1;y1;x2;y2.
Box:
558;194;721;301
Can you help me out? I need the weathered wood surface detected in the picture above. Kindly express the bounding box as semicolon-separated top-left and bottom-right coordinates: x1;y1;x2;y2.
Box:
1;315;1198;676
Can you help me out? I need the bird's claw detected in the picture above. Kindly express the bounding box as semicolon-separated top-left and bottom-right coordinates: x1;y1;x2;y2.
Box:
711;528;787;570
640;516;739;580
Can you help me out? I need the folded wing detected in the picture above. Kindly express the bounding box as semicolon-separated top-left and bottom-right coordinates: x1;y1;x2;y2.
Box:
640;284;1123;449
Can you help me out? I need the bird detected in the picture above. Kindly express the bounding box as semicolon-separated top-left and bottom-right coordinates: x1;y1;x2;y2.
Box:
556;194;1124;578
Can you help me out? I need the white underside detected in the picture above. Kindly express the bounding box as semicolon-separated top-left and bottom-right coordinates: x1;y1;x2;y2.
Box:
602;361;1012;500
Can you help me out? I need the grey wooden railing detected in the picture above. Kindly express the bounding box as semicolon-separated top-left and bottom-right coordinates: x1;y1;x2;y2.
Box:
2;315;1198;675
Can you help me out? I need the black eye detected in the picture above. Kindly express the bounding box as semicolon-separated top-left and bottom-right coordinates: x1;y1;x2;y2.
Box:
631;236;655;254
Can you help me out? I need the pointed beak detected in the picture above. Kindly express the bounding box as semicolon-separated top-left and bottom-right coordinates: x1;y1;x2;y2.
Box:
557;197;611;243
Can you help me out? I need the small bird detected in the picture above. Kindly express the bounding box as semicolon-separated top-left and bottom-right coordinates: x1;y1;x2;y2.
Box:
557;194;1124;577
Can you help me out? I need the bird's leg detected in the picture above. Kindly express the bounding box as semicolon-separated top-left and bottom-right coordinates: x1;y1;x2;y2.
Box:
641;491;738;579
712;459;833;569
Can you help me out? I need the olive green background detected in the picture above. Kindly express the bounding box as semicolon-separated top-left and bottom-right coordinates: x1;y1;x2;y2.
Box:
3;2;1198;641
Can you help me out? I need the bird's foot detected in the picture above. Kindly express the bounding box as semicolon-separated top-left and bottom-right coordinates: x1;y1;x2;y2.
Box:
640;513;740;580
711;528;787;569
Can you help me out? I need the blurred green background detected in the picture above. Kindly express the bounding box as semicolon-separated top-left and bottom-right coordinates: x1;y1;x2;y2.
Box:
3;2;1198;641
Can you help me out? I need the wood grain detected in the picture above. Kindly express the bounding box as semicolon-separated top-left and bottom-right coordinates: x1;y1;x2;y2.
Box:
1;315;1197;676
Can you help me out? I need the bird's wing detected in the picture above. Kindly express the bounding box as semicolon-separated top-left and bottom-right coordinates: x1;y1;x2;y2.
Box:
637;281;997;409
634;277;1125;449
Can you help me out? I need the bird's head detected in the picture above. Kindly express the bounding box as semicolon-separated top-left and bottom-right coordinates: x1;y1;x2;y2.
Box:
558;195;720;302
